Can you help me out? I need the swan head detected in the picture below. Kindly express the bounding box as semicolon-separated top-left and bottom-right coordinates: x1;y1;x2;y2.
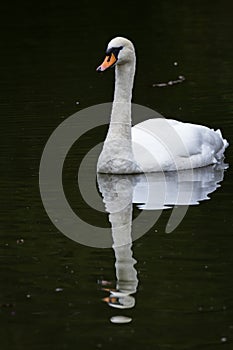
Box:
96;37;135;72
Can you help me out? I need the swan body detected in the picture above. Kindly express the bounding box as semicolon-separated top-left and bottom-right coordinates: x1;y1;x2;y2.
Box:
132;118;227;172
97;37;228;174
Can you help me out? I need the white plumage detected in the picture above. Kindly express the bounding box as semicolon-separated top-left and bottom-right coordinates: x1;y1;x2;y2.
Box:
132;118;228;172
97;37;228;174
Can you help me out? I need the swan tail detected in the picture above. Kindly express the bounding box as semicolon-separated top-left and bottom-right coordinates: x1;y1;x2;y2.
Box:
214;129;229;161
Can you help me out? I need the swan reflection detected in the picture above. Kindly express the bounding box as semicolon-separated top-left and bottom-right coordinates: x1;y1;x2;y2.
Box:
98;173;138;323
97;163;227;323
133;163;227;209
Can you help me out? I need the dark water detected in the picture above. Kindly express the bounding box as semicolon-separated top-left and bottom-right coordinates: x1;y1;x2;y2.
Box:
1;1;233;349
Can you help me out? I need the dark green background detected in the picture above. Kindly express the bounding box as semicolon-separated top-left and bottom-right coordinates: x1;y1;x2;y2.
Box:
1;1;233;349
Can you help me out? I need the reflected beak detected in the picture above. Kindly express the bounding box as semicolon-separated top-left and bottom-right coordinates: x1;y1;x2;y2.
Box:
102;297;117;304
96;53;117;72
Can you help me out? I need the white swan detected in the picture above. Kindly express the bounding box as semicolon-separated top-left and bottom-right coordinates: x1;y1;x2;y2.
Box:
96;37;228;174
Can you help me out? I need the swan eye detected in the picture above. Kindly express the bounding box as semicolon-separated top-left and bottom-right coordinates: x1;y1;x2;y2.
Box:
97;46;123;72
106;46;123;59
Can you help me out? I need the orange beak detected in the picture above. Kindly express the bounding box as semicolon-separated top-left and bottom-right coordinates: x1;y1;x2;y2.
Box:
96;53;117;72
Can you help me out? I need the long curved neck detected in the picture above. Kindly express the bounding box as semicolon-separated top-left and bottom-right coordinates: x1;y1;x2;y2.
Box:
97;54;139;174
114;62;135;102
110;61;135;125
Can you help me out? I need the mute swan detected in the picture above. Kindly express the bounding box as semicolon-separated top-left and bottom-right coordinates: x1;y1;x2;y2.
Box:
96;37;228;174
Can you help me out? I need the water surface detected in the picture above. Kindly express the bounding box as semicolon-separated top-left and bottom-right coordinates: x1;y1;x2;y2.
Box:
1;1;233;349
